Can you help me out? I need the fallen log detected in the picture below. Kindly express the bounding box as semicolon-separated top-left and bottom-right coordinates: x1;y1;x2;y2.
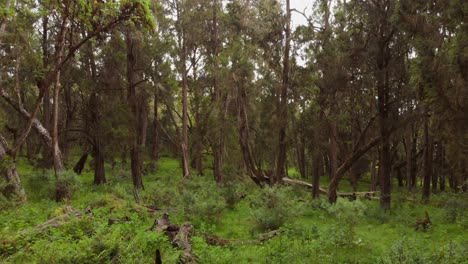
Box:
173;223;196;264
282;177;380;199
151;213;196;263
32;206;92;233
151;213;285;262
282;177;328;194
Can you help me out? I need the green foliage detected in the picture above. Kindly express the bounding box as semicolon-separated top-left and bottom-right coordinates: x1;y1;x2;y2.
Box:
181;178;226;227
443;198;467;224
249;186;299;231
327;198;367;222
1;159;467;263
54;171;82;201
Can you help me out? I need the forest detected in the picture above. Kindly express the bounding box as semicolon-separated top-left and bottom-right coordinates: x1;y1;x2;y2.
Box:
0;0;467;263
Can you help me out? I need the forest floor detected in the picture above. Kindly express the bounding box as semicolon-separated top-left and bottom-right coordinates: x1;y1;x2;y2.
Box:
1;157;467;263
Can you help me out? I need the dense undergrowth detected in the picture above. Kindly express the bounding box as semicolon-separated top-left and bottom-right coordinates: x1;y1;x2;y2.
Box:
1;158;467;263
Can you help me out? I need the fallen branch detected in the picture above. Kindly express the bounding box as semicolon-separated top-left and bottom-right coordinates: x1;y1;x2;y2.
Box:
282;177;328;194
282;177;380;199
150;213;285;262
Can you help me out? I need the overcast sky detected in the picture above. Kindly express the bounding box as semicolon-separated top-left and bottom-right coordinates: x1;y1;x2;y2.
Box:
290;0;313;28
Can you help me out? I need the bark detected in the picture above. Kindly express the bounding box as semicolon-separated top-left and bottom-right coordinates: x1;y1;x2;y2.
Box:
180;44;190;180
312;152;321;199
237;77;268;186
329;122;339;181
175;2;191;181
439;143;446;191
422;117;433;201
41;15;53;168
211;0;225;183
93;141;106;185
149;89;160;170
126;29;145;189
328;136;381;203
0;90;64;168
0;137;27;202
432;141;441;193
370;159;378;191
52;71;64;173
274;0;290;184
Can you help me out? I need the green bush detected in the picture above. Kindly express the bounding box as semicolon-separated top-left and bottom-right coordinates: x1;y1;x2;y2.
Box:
25;170;54;201
181;178;226;227
327;198;367;223
249;186;298;231
54;171;82;201
444;198;467;224
142;183;180;209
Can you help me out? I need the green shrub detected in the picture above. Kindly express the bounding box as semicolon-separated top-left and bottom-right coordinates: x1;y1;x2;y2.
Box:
54;171;82;201
220;181;247;209
249;186;298;231
181;178;226;227
25;170;54;201
327;198;367;224
444;198;467;224
142;183;180;209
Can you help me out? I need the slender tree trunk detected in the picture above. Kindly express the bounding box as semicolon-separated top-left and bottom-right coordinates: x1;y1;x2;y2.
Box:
405;131;414;190
422;117;433;201
370;159;378;191
52;69;65;174
149;89;160;170
176;3;191;180
274;0;290;184
312;151;321;199
40;14;53;168
93;140;106;184
329;123;339;181
377;41;392;210
212;0;225;183
126;29;144;189
432;141;440;193
439;143;446;191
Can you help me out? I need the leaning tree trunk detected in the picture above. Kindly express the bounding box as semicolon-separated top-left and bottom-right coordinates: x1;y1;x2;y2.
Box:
0;137;27;202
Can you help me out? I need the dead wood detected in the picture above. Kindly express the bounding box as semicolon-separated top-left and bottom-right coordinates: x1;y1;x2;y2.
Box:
34;206;91;232
151;213;285;263
282;177;380;199
108;216;130;226
282;177;328;194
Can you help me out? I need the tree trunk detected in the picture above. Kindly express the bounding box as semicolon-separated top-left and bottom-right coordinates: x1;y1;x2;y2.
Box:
177;4;191;180
329;123;339;181
149;89;160;170
0;137;27;202
328;136;381;203
274;0;290;184
370;159;378;191
52;70;64;174
41;15;53;168
126;29;145;189
432;141;441;193
422;117;433;201
312;151;321;199
439;143;446;191
93;141;106;185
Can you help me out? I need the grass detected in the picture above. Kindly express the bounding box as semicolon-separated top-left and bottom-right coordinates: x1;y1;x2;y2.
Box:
0;157;467;263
